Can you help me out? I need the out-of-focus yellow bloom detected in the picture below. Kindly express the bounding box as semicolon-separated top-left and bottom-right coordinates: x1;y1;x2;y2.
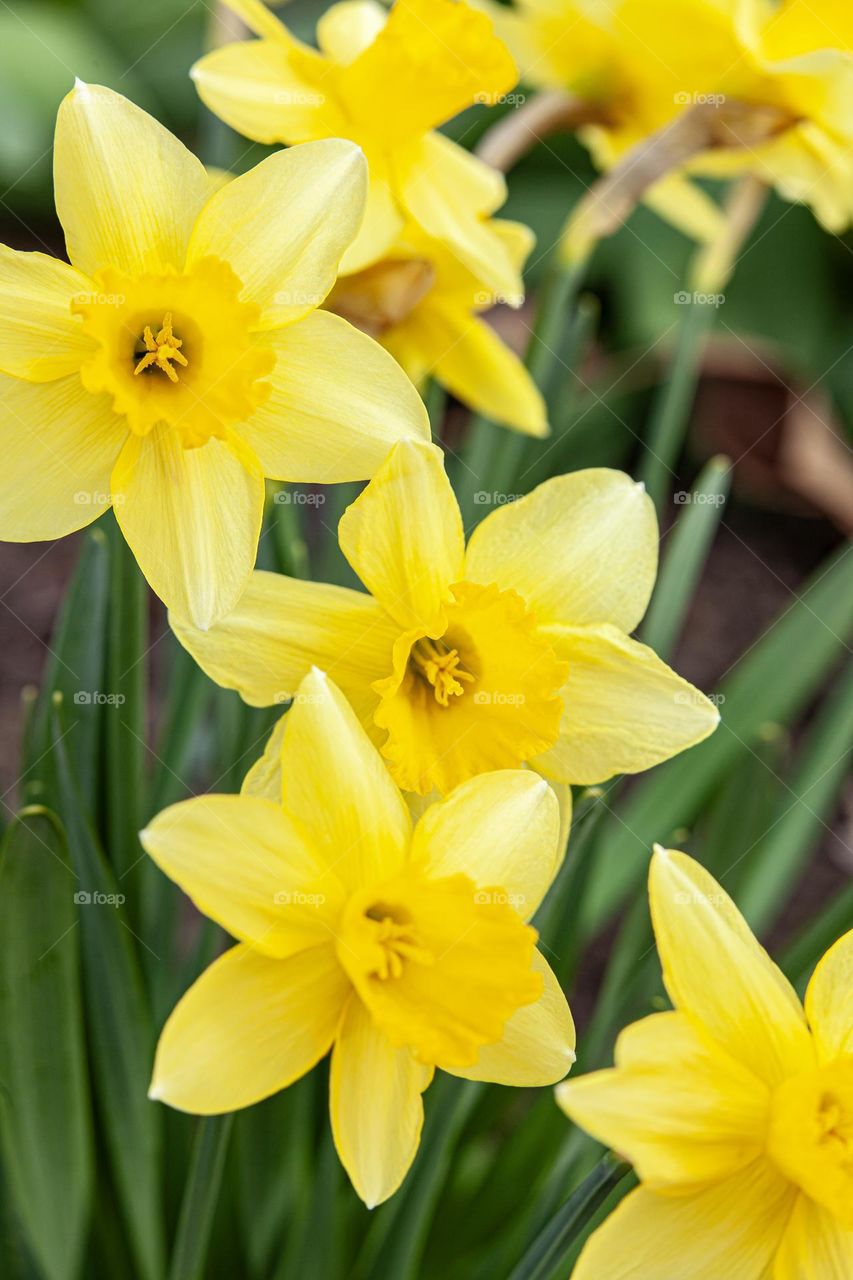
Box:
492;0;853;232
0;83;428;628
327;220;547;436
192;0;526;300
144;668;575;1207
557;846;853;1278
172;441;719;796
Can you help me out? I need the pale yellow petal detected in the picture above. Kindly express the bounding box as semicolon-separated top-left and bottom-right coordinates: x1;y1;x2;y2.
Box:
533;625;720;785
0;247;95;381
317;1;386;64
338;439;463;632
389;303;547;437
335;0;517;140
242;713;288;803
338;170;406;276
150;943;348;1113
221;0;295;42
191;39;343;146
774;1194;853;1280
465;469;658;631
447;950;575;1085
571;1163;794;1280
171;569;396;711
54;82;209;277
650;848;815;1087
395;133;523;302
330;996;432;1207
281;669;411;890
111;423;264;630
140;795;345;957
644;174;727;245
410;771;561;921
804;929;853;1063
557;1011;769;1190
187;140;367;330
238;310;429;482
0;372;126;541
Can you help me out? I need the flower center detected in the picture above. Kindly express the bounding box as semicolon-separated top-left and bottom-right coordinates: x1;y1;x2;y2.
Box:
133;313;188;383
767;1057;853;1227
409;637;475;707
336;872;542;1066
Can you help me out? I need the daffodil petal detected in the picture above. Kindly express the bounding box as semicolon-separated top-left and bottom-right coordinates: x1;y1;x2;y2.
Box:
395;134;523;301
387;303;547;437
338;439;463;632
557;1011;769;1190
171;569;395;712
570;1163;794;1280
317;1;386;64
533;624;720;785
649;848;815;1087
644;173;727;245
191;39;342;146
446;950;575;1085
111;423;264;630
220;0;294;42
774;1193;853;1280
150;943;348;1114
410;771;561;921
187;140;367;330
54;83;209;278
239;310;430;483
242;713;287;803
338;170;406;276
140;795;345;958
336;0;517;140
0;372;126;541
465;469;658;631
281;669;411;890
330;996;432;1208
0;247;95;381
804;928;853;1063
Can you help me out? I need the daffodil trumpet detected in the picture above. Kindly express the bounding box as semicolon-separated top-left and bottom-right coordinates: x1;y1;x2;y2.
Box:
192;0;525;301
171;441;720;800
0;82;429;628
557;846;853;1278
143;668;576;1208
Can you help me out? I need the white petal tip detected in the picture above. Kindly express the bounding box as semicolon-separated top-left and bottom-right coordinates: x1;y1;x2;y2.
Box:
635;481;647;493
148;1083;163;1101
652;842;670;859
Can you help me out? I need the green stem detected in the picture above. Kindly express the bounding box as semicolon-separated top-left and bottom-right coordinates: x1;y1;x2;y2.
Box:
639;299;715;512
508;1154;631;1280
169;1115;234;1280
640;454;731;660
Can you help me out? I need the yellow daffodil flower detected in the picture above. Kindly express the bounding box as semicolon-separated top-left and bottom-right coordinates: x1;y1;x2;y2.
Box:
493;0;853;232
191;0;526;300
557;846;853;1278
0;83;429;628
143;668;576;1207
172;441;719;796
326;221;547;436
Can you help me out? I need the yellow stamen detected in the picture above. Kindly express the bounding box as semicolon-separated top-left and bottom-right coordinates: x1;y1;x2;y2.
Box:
410;637;475;707
368;914;434;980
134;312;188;383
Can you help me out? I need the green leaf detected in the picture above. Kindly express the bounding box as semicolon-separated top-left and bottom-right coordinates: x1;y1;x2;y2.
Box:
640;455;731;659
508;1154;632;1280
169;1116;234;1280
23;529;110;817
737;660;853;934
582;543;853;932
52;707;165;1280
0;808;93;1280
